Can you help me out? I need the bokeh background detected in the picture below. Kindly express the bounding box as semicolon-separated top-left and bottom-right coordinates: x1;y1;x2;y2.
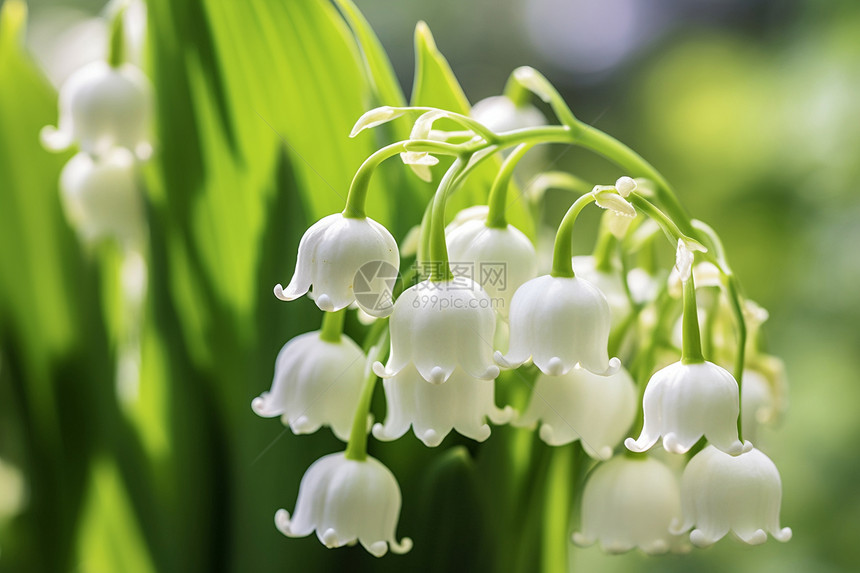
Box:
1;0;859;572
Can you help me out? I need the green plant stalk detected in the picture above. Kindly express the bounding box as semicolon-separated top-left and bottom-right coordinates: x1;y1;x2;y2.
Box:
108;7;126;68
629;194;693;248
727;274;746;443
486;143;533;228
541;445;573;573
428;156;469;282
344;325;389;461
504;73;532;107
592;215;617;272
550;193;596;278
681;272;705;365
318;308;346;343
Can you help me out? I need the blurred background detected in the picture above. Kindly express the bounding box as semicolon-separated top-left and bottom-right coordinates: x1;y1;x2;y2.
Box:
1;0;859;571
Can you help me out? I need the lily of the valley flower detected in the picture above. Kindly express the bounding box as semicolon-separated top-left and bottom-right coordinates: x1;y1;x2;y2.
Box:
275;452;412;557
374;278;500;384
275;213;400;317
495;274;620;376
625;361;751;455
252;331;365;442
446;210;537;318
59;147;144;247
671;445;792;547
41;60;152;159
573;456;688;554
572;256;631;327
372;366;514;447
515;365;636;460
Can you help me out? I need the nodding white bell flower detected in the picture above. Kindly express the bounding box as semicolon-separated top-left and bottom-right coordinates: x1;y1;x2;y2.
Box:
494;274;620;376
572;256;631;327
373;278;500;384
372;366;514;447
59;148;144;248
252;331;365;442
275;452;412;557
573;456;688;554
515;365;636;460
671;445;792;547
470;95;545;133
446;213;537;318
625;361;751;456
41;60;152;159
274;213;400;318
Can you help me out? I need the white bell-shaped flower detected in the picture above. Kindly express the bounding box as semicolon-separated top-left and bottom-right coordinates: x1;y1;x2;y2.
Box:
625;361;751;455
470;95;545;133
275;452;412;557
372;366;513;447
275;213;400;318
572;256;631;327
41;60;152;158
59;148;144;248
624;362;752;455
515;365;636;459
252;331;365;441
446;213;537;318
671;445;792;547
573;456;688;554
495;274;619;376
374;278;499;384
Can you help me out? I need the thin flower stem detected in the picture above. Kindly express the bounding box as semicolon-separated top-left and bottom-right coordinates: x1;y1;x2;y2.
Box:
428;157;469;282
681;273;705;364
318;308;346;343
344;324;389;461
108;7;126;68
629;194;694;249
550;193;596;278
541;444;573;573
504;73;532;107
486;143;533;229
727;275;746;443
592;216;616;272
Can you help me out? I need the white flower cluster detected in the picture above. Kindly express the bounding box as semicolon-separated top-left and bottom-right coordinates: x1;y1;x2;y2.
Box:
254;93;791;558
42;24;152;250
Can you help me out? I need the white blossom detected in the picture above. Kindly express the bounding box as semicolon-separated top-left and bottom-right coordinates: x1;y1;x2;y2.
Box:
672;445;792;547
59;148;144;248
446;212;537;318
573;456;688;554
515;365;636;460
275;213;399;318
470;95;545;133
41;60;152;158
252;331;365;442
625;361;751;455
275;453;412;557
572;256;631;327
374;278;499;384
372;366;513;447
495;274;619;376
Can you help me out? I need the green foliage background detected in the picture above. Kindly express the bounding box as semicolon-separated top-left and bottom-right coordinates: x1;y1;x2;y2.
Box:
1;0;859;572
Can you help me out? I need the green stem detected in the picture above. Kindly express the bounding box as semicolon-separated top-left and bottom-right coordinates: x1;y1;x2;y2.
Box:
527;172;593;200
318;308;346;343
428;157;469;282
511;67;580;135
344;325;389;461
487;143;533;228
504;73;532;107
727;275;746;443
541;445;573;573
342;139;461;218
592;216;616;272
629;194;694;248
107;7;126;68
550;193;596;278
681;272;705;364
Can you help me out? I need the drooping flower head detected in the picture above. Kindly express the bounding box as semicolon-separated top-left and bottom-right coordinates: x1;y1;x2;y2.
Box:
374;278;499;384
671;445;792;547
446;209;537;318
41;60;152;158
252;330;365;442
495;274;619;376
59;147;144;248
372;366;513;447
625;361;751;455
275;452;412;557
515;365;636;460
573;456;688;554
275;213;400;318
